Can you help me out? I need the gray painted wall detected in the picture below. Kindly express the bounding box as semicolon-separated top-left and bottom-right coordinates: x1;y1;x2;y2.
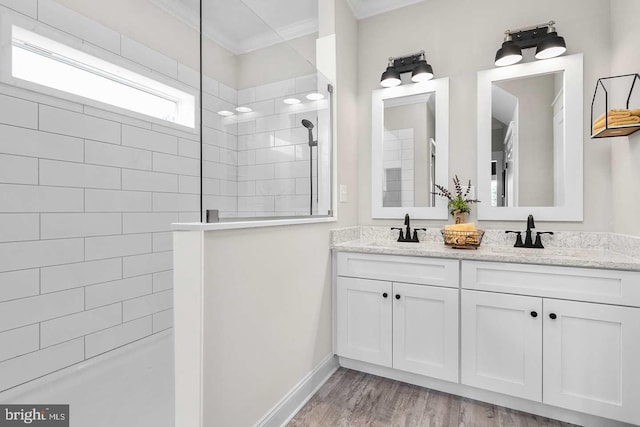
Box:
610;0;640;236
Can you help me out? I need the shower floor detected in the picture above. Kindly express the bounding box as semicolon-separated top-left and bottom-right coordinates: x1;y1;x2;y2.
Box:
0;331;174;427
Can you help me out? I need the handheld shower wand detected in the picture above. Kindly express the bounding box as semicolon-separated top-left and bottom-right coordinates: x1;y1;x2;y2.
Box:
301;119;317;147
301;119;318;215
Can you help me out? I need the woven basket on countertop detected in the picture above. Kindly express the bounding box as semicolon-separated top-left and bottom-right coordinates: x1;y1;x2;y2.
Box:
440;229;484;249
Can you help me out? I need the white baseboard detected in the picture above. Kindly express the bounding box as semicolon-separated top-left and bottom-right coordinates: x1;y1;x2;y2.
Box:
254;354;339;427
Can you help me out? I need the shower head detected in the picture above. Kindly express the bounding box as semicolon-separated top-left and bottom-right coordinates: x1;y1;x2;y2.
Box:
301;119;317;147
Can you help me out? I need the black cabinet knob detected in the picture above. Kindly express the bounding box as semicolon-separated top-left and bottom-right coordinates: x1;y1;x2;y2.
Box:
530;311;538;318
382;293;388;298
549;313;557;320
395;294;401;300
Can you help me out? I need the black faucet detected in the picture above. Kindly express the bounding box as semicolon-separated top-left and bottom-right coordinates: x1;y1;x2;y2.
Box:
525;214;535;247
404;213;411;239
391;214;425;243
506;215;554;248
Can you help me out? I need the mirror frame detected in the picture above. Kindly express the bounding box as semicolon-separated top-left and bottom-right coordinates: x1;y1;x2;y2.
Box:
371;78;449;219
477;54;583;221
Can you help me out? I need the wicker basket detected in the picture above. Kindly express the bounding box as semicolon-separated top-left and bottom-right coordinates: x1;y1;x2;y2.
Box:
440;229;485;249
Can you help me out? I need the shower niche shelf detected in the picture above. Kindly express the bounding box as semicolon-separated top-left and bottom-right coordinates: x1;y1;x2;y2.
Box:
591;73;640;139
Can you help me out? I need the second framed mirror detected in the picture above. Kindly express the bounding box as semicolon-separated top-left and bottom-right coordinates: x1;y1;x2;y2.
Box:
477;54;583;221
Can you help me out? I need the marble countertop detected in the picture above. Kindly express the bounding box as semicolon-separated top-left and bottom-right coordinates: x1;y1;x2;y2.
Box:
331;227;640;271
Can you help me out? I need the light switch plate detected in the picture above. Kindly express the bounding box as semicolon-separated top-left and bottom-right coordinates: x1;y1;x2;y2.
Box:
339;185;348;202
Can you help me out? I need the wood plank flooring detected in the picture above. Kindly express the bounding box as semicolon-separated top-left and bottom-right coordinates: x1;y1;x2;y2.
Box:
288;368;578;427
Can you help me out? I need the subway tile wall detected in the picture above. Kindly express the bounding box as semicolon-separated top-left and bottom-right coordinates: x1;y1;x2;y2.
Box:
202;73;323;218
0;0;325;392
0;0;200;391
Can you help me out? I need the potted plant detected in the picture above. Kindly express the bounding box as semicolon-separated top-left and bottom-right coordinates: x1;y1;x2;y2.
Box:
433;175;481;224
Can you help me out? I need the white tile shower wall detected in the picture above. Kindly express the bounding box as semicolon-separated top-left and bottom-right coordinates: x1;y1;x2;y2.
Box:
200;73;324;218
201;76;238;217
0;1;197;391
215;75;321;217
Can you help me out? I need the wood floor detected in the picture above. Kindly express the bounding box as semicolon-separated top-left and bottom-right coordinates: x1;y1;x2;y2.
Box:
288;368;578;427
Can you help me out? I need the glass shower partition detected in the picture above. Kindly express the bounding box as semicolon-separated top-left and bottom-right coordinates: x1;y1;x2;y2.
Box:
200;0;332;221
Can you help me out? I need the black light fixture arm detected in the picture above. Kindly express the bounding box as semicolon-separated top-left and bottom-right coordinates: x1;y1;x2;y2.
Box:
504;20;556;37
502;21;555;49
388;50;426;73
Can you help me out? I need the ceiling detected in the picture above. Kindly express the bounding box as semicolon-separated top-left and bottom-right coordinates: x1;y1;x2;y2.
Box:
346;0;425;20
202;0;319;54
151;0;317;55
151;0;425;55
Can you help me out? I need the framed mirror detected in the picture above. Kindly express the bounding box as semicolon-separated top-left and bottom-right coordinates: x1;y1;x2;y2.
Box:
371;78;449;219
477;54;583;221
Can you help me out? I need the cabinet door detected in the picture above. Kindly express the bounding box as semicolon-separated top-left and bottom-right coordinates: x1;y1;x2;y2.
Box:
336;277;392;367
543;299;640;425
461;290;542;401
393;283;459;382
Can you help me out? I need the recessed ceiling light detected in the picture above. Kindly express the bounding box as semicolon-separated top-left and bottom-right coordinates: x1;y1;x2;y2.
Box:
217;110;234;116
283;98;301;105
235;106;252;113
306;93;324;101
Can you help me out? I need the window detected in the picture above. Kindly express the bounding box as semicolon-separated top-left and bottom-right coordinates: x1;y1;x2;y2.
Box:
9;25;195;128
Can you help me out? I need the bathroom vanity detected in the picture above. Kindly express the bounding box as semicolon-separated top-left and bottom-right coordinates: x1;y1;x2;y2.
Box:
331;228;640;426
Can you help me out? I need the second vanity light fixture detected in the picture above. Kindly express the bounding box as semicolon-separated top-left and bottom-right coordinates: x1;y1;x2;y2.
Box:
380;50;433;87
494;20;567;67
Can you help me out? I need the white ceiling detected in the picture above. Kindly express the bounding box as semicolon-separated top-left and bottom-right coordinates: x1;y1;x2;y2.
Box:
151;0;424;55
152;0;318;55
346;0;425;20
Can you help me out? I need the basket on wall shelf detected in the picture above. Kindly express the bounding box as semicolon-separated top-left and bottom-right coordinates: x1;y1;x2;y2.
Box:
591;73;640;138
440;229;485;250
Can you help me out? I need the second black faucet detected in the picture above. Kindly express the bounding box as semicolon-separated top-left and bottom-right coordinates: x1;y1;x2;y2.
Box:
506;215;554;248
391;214;426;243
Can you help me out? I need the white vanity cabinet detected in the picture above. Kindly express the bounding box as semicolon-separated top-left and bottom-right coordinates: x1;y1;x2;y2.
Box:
336;252;459;382
461;261;640;425
336;277;392;367
461;290;542;401
542;298;640;424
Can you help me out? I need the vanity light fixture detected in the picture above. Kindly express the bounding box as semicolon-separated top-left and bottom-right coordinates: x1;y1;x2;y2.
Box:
283;97;301;105
494;34;523;67
411;52;434;82
380;50;434;87
494;21;567;67
235;106;252;113
535;23;566;59
380;59;401;88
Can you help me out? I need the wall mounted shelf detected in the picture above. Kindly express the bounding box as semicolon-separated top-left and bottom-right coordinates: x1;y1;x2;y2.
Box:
591;73;640;139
